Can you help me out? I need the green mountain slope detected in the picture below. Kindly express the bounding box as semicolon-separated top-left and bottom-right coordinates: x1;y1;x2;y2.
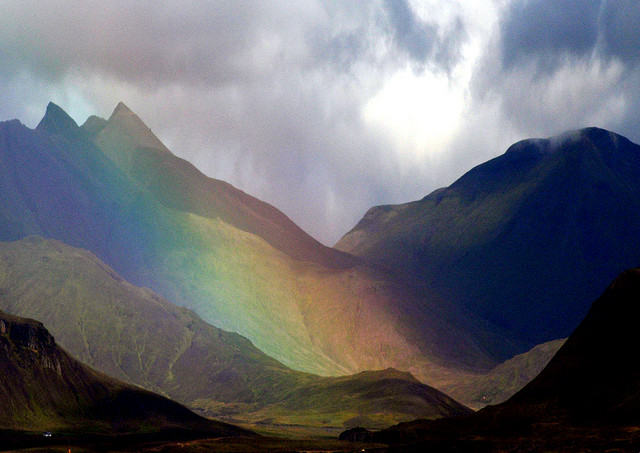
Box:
0;236;471;431
0;309;246;437
441;338;565;410
337;128;640;348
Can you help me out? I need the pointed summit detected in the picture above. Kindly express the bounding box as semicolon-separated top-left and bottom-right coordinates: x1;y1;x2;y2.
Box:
36;102;80;136
111;101;134;118
104;101;169;153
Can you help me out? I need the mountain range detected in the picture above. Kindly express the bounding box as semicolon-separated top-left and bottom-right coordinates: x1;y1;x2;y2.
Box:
2;99;640;447
0;101;506;387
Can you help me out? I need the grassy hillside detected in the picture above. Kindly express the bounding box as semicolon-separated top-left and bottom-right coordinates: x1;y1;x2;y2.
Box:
0;236;471;432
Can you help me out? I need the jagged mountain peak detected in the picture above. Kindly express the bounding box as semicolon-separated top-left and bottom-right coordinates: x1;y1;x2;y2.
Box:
36;102;79;136
80;114;108;139
103;101;169;153
112;100;134;116
91;101;359;269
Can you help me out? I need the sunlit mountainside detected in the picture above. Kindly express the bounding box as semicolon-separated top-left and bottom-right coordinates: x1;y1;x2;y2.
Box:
0;235;470;432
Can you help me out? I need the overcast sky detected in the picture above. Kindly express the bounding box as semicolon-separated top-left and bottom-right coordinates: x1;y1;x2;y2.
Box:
1;1;639;245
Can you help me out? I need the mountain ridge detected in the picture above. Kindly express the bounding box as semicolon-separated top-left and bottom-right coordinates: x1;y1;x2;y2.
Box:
87;101;358;269
36;102;80;136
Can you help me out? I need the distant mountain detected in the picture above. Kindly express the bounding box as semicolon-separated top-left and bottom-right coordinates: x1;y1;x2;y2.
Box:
337;128;640;348
441;338;565;410
0;309;245;438
0;236;471;431
0;102;503;384
367;268;640;450
235;368;472;431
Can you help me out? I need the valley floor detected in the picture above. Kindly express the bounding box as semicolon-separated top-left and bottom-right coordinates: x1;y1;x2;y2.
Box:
8;425;640;453
0;429;384;453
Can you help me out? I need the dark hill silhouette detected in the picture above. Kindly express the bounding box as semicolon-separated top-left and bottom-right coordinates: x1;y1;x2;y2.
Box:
367;268;640;451
487;268;640;425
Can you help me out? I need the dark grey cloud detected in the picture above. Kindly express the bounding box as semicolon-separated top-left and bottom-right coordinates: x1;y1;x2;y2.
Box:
471;0;640;149
384;0;439;62
382;0;466;71
501;0;600;68
600;0;640;65
0;1;325;90
500;0;640;70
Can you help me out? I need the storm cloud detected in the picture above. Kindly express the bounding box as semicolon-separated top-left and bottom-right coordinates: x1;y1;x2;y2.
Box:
1;0;639;244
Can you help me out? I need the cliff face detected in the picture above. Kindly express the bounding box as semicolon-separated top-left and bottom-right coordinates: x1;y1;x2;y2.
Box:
1;316;63;377
0;312;87;428
1;317;55;351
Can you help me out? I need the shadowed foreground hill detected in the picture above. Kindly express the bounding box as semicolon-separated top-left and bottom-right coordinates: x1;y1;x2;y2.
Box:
0;310;247;438
368;269;640;451
0;236;470;432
